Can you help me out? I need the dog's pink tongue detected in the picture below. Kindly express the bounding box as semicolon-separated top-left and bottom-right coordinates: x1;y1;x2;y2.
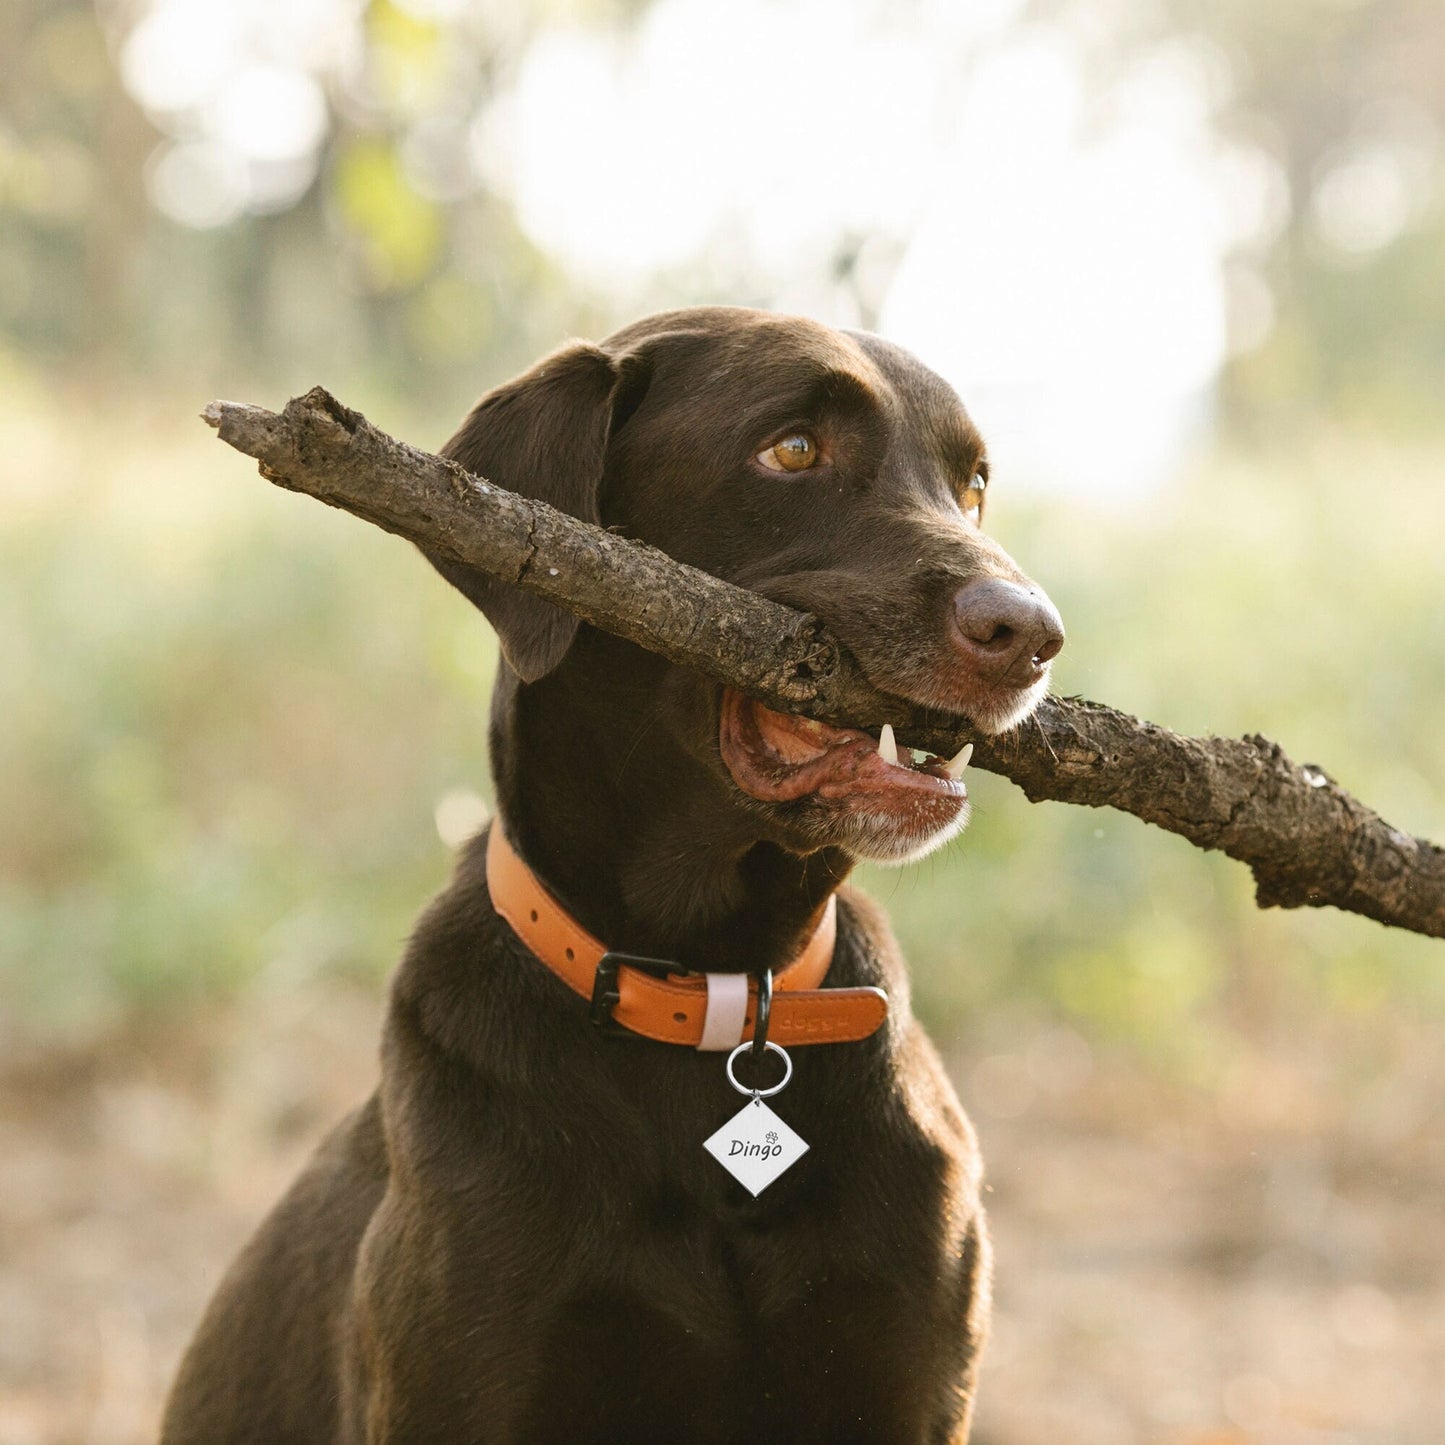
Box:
719;689;869;802
754;706;837;763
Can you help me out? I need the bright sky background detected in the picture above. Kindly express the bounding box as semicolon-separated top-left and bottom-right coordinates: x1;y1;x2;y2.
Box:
485;0;1275;496
119;0;1314;498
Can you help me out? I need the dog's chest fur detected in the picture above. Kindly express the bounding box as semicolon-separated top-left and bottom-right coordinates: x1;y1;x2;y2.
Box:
350;838;989;1442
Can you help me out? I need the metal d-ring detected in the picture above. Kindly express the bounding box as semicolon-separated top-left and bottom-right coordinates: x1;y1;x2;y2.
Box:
726;1040;792;1098
749;967;773;1060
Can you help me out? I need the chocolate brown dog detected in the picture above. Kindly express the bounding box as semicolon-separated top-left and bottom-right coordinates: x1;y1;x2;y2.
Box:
163;307;1064;1443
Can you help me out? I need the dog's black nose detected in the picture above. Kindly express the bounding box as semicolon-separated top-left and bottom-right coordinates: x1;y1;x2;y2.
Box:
952;577;1065;688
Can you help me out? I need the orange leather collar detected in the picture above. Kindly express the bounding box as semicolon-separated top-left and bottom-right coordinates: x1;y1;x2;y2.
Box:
485;823;888;1049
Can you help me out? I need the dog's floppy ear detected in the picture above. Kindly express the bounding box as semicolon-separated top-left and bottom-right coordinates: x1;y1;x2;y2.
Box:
431;341;649;683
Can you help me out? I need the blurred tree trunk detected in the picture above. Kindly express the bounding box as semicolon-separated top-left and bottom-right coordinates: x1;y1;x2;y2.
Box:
82;57;156;376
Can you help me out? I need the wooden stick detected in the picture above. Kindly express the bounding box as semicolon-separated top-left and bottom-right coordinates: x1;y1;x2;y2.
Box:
203;387;1445;940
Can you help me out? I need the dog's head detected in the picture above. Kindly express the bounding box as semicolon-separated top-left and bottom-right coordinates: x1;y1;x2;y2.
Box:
436;307;1062;866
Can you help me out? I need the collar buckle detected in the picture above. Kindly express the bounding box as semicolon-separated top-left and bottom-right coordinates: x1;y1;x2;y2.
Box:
590;950;695;1036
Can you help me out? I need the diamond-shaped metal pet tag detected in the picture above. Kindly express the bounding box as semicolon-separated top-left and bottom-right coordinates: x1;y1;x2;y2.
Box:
703;1096;809;1196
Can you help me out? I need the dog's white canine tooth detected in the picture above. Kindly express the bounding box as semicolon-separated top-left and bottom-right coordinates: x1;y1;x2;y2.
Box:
877;723;899;766
943;742;974;780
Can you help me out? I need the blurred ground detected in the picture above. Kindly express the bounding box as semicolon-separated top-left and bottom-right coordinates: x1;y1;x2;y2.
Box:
2;973;1441;1445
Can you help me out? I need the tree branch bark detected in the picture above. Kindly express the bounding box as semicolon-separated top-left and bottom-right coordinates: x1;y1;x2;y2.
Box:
202;387;1445;940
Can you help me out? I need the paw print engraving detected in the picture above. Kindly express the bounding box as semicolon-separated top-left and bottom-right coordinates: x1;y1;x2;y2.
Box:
765;1130;778;1144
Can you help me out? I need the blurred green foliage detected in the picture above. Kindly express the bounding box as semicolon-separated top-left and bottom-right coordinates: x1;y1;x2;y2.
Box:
4;0;1442;415
0;388;498;1036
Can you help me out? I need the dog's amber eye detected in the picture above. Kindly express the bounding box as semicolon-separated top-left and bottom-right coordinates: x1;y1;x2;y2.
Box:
758;434;818;473
960;473;987;525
